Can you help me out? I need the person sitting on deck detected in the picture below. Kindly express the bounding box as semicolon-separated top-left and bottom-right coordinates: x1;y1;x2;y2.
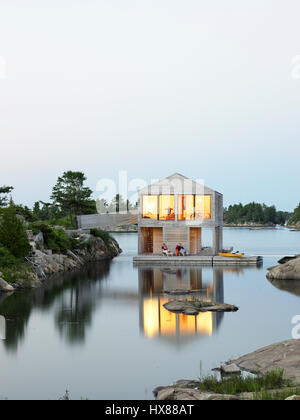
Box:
179;244;187;256
162;243;172;256
176;243;187;256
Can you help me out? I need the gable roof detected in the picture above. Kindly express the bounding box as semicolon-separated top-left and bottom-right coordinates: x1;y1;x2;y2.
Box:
138;173;220;195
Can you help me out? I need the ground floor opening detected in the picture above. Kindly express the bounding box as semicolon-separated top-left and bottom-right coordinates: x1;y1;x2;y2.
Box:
139;226;223;256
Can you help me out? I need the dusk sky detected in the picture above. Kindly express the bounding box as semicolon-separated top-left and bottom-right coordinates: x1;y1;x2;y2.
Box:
1;0;300;211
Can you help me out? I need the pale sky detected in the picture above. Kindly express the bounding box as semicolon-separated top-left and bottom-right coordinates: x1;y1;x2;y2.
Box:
0;0;300;211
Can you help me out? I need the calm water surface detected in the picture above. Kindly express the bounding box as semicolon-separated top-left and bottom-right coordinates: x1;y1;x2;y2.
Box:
0;227;299;400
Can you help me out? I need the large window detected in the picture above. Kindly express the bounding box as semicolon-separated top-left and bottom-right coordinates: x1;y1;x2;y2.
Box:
142;196;158;219
195;195;211;219
159;195;175;220
142;194;212;220
178;195;195;220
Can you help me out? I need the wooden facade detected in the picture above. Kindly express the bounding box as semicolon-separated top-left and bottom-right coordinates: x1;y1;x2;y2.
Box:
138;173;223;256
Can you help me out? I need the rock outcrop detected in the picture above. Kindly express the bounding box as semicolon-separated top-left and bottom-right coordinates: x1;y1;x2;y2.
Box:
163;299;239;315
0;275;15;292
285;395;300;400
155;387;239;401
0;232;121;291
28;233;121;279
267;257;300;280
230;339;300;385
154;341;300;400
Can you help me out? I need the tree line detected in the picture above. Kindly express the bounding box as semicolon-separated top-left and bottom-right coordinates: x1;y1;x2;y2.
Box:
288;204;300;226
224;202;292;225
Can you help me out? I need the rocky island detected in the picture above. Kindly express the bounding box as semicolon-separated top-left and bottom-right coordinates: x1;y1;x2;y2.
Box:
0;227;121;292
267;255;300;281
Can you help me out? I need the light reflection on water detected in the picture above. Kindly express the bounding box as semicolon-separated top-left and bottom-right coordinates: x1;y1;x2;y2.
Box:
139;266;224;341
0;228;299;400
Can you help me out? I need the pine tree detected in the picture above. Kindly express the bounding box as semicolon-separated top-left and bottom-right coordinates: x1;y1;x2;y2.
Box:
51;171;94;227
0;186;13;207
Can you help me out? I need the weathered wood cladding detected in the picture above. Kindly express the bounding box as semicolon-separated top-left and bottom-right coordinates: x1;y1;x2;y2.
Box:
164;226;189;253
138;174;224;256
153;228;163;254
190;228;202;255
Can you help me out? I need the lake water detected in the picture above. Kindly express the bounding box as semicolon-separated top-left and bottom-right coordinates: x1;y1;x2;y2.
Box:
0;227;299;400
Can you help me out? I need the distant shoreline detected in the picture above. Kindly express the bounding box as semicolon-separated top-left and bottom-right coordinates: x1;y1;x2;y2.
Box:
106;223;287;233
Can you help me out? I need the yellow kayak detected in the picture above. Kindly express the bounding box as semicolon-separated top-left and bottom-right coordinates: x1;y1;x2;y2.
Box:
219;252;245;258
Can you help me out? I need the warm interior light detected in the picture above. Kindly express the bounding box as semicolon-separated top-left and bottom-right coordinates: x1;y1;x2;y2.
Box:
195;195;211;219
159;196;175;220
142;195;158;219
178;195;194;220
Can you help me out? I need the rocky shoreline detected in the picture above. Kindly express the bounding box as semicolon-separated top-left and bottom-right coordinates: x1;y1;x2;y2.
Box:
267;255;300;281
223;223;277;228
0;230;122;292
154;339;300;401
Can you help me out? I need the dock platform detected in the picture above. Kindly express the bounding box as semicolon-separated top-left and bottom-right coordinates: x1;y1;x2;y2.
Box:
133;255;263;266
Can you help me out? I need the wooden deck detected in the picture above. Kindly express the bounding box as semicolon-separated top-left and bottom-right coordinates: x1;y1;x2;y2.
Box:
133;255;263;266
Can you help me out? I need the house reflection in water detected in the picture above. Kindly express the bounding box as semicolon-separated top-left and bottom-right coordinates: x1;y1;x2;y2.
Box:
138;266;224;342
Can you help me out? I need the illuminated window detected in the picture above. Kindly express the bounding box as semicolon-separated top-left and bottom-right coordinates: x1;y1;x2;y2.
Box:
178;195;194;220
142;196;158;219
159;195;175;220
195;195;211;219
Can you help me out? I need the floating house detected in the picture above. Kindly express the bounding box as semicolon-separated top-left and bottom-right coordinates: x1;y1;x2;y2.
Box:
77;172;262;265
137;173;223;257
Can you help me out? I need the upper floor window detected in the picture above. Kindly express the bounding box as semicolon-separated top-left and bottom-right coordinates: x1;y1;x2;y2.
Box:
141;194;212;220
159;195;175;220
195;195;211;219
142;195;158;219
178;195;195;220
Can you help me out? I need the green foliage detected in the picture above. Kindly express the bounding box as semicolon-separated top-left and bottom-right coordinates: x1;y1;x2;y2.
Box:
224;202;288;225
51;171;94;226
197;370;289;395
0;264;33;287
0;186;13;207
288;203;300;226
32;201;61;221
90;228;110;244
253;386;300;400
14;204;35;222
0;204;31;258
49;216;76;229
90;228;115;254
29;223;78;253
0;245;17;267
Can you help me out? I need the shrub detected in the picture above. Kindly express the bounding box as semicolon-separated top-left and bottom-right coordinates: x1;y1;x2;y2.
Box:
0;245;17;267
90;229;111;246
49;216;76;229
197;370;288;395
0;205;31;258
28;223;78;253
